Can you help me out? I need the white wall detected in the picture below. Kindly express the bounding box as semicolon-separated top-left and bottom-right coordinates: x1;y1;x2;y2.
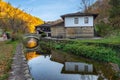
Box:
65;16;94;27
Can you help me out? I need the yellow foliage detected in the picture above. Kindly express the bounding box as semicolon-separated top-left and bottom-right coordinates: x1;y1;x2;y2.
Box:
26;38;37;48
0;1;44;33
26;52;40;60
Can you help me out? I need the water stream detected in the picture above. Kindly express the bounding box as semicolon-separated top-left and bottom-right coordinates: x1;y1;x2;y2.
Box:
25;50;115;80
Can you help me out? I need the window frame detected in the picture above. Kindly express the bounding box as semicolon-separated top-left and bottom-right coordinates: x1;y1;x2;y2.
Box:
84;17;89;24
74;17;79;24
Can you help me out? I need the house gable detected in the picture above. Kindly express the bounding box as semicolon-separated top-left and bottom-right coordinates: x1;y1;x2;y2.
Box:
61;12;98;28
64;16;94;27
50;12;98;38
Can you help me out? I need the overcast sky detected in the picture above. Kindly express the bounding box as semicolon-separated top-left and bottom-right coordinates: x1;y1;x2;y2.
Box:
4;0;96;21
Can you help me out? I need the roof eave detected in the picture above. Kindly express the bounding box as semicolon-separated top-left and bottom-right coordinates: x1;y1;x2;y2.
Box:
61;14;98;19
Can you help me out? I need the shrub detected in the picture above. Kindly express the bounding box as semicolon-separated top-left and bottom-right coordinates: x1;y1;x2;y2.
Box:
95;21;112;37
39;40;120;65
41;32;46;37
63;44;119;63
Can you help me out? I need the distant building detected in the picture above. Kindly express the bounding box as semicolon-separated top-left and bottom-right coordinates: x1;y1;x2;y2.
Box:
35;23;51;37
51;12;98;38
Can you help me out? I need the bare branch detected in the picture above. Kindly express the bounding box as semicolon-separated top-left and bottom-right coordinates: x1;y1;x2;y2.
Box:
79;0;95;13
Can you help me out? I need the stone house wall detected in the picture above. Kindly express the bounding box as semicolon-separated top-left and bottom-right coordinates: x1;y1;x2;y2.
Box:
51;26;66;38
65;27;94;38
51;26;94;38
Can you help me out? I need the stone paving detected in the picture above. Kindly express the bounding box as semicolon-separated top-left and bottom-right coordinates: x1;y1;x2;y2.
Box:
8;44;32;80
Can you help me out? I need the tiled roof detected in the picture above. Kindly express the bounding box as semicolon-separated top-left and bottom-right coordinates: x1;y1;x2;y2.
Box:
51;21;64;27
36;23;51;28
61;12;98;19
36;19;63;27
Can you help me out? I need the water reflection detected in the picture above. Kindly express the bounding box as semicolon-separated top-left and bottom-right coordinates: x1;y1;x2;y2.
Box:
26;52;40;60
24;37;39;49
26;51;100;80
63;62;93;73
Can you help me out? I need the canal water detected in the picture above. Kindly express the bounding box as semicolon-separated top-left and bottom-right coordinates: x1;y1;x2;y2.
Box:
25;50;116;80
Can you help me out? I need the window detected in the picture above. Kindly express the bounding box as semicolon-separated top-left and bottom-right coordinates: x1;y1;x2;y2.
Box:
84;17;89;24
74;18;79;24
84;65;88;72
75;65;78;72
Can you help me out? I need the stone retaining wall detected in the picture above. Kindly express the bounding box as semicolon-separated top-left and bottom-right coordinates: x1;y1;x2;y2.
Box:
8;44;32;80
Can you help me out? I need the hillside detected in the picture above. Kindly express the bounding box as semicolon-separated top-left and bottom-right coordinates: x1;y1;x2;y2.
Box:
0;0;44;33
88;0;110;23
88;0;120;37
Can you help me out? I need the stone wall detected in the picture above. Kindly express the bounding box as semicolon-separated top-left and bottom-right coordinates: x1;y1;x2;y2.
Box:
65;27;94;38
9;44;32;80
51;26;94;38
51;26;66;38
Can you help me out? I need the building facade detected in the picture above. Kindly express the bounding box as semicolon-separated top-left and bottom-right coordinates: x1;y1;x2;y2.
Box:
51;12;98;38
35;23;51;37
51;21;66;38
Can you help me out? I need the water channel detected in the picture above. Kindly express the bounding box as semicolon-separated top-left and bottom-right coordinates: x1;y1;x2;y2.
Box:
25;50;116;80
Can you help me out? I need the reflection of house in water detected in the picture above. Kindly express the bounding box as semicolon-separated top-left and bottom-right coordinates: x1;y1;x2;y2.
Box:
61;62;98;80
65;62;93;73
62;62;97;75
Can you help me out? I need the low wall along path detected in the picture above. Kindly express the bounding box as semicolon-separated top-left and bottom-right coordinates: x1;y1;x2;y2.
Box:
8;44;32;80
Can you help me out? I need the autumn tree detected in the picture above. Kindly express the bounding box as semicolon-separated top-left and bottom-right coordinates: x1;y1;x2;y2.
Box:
0;0;43;35
5;7;28;33
79;0;95;12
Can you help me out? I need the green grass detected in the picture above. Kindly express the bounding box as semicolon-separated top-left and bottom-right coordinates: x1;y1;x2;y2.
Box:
0;41;18;80
73;36;120;44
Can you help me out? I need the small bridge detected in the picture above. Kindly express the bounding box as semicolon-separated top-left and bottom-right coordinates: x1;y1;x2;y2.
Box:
23;33;40;40
23;33;41;50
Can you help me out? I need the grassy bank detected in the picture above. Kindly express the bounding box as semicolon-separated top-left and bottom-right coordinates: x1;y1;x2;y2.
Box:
0;41;18;80
74;36;120;44
39;37;120;66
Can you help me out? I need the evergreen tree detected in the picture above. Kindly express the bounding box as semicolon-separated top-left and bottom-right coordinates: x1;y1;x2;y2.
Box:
109;0;120;18
109;0;120;29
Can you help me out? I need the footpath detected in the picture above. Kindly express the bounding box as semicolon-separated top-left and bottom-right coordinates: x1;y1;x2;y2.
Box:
8;44;32;80
0;37;4;41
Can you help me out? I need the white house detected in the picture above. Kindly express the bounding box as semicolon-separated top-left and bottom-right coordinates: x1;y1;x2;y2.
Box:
64;16;94;27
51;12;98;38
